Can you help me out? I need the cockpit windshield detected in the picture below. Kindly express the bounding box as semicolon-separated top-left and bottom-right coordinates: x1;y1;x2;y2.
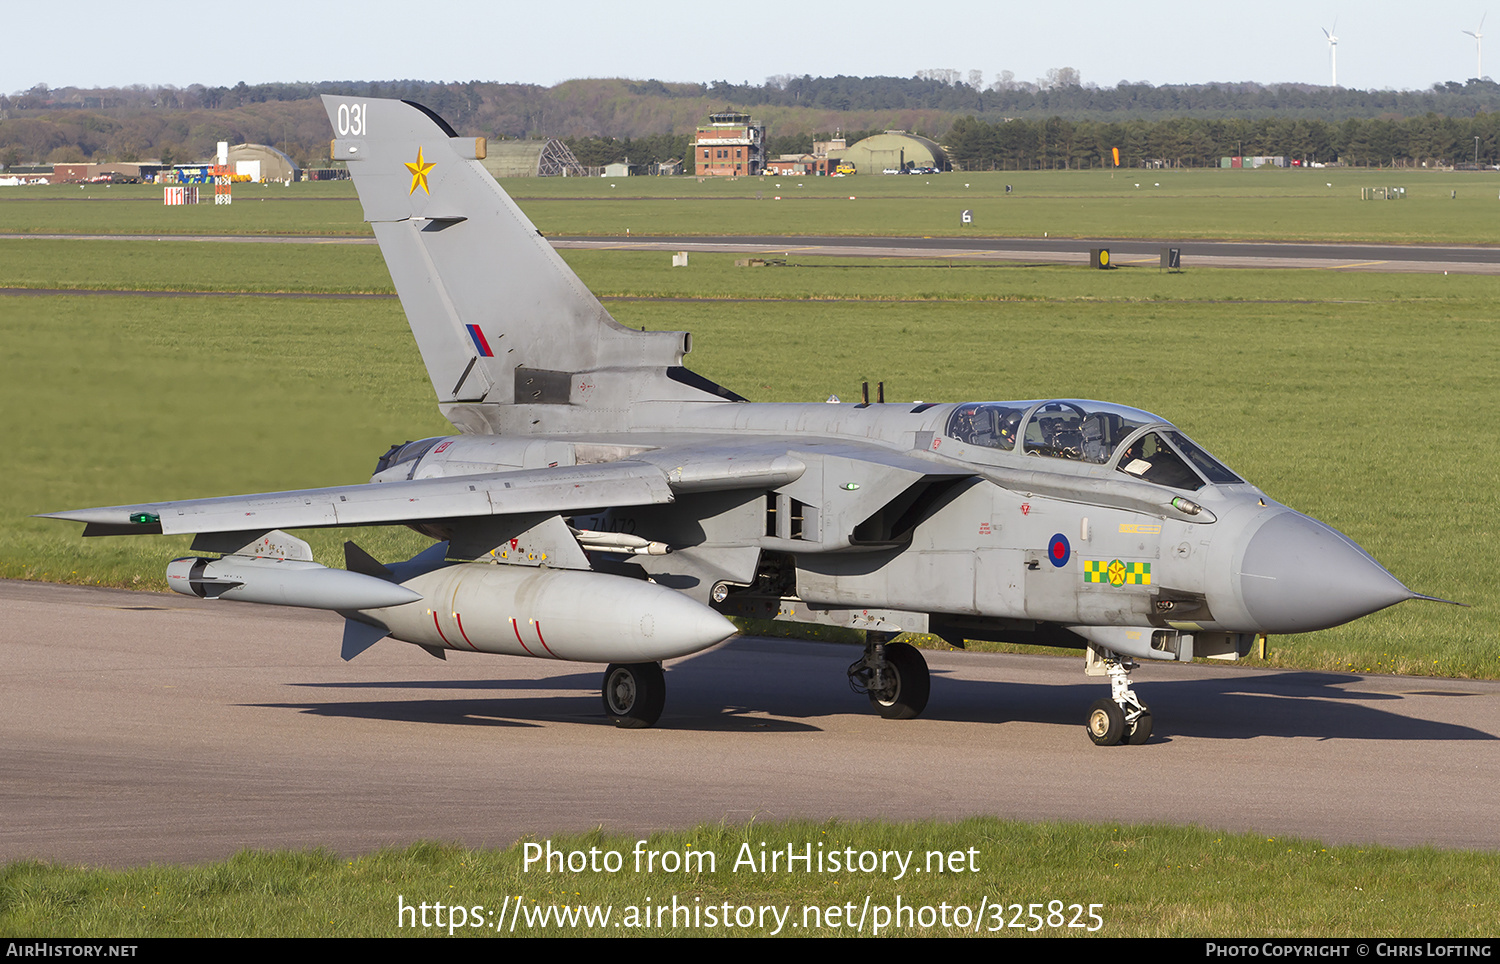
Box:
1165;431;1243;485
1114;433;1202;490
945;399;1244;491
1115;432;1244;491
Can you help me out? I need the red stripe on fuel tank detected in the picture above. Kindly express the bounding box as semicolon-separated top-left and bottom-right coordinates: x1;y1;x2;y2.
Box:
455;613;478;650
533;620;558;658
511;617;535;656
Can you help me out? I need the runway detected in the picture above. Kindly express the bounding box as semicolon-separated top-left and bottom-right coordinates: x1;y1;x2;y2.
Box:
10;232;1500;273
4;580;1496;867
554;235;1500;274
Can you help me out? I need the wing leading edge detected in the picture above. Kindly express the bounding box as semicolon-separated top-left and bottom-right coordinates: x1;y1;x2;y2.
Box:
42;445;825;537
41;462;677;536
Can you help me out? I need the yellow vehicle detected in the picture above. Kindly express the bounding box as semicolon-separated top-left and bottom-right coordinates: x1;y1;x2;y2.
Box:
835;162;856;175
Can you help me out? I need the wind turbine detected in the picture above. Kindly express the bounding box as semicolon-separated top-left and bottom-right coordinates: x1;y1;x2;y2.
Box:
1464;13;1487;80
1323;20;1339;87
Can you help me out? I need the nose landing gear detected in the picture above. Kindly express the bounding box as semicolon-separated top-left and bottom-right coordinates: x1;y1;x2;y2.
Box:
1085;648;1151;746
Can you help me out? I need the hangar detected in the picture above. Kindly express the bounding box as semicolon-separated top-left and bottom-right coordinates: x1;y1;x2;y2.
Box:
832;132;948;173
479;140;587;178
226;144;299;182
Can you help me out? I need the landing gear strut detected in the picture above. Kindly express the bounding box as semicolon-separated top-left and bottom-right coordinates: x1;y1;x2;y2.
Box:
1084;647;1151;746
602;661;665;729
848;634;930;720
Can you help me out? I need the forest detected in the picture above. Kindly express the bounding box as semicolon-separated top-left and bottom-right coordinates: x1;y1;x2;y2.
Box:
6;75;1500;170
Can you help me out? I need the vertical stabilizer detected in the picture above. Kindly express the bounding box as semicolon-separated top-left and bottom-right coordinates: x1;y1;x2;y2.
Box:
322;95;726;412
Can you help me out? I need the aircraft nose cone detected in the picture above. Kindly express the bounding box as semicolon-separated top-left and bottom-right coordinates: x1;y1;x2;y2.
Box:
1238;511;1414;633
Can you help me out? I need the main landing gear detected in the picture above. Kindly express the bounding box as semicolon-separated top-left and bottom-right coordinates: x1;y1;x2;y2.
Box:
848;634;931;720
602;661;666;729
1084;648;1151;746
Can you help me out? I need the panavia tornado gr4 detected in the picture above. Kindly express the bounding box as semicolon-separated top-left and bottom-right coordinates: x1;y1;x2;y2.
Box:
44;96;1453;743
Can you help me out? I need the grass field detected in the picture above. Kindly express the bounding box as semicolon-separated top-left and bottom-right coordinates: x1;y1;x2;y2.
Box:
6;167;1500;242
5;819;1497;937
2;249;1494;677
1;171;1496;937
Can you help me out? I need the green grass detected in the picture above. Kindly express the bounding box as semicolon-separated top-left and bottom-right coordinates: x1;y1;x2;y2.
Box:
3;172;1498;939
2;292;449;589
0;237;388;293
4;819;1496;937
2;251;1494;678
0;181;366;236
6;168;1500;243
12;235;1500;301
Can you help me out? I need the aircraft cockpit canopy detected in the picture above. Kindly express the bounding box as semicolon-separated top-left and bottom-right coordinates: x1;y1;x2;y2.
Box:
947;402;1028;452
946;399;1243;491
374;437;445;478
1117;430;1243;491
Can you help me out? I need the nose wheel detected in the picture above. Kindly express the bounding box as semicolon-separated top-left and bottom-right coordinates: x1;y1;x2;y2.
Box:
1086;699;1126;745
1084;649;1150;746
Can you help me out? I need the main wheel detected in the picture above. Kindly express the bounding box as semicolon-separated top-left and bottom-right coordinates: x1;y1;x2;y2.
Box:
602;662;665;729
869;642;930;720
1126;710;1153;745
1086;698;1126;746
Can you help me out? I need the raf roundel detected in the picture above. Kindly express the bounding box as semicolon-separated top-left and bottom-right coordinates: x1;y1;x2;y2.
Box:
1048;533;1071;568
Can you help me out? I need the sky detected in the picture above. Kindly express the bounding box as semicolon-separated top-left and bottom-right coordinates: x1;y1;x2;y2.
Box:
5;1;1491;97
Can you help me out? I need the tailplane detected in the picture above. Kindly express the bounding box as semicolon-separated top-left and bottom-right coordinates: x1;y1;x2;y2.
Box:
322;95;735;414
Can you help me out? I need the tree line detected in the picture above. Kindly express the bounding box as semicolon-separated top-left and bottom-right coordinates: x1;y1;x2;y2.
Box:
707;76;1500;121
943;113;1500;169
11;73;1500;125
8;76;1500;169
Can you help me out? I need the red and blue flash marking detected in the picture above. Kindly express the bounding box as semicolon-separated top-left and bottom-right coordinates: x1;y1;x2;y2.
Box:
1048;533;1071;567
466;325;494;357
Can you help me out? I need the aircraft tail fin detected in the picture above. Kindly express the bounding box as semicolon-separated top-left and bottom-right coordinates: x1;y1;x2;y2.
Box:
321;95;733;414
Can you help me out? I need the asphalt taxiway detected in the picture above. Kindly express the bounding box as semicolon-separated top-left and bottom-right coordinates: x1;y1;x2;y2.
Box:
553;235;1500;273
12;232;1500;273
3;580;1496;867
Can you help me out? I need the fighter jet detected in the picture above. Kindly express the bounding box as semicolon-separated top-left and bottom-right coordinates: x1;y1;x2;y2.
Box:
43;96;1451;743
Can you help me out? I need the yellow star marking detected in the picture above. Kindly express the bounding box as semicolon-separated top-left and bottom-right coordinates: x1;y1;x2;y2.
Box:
1107;559;1127;587
406;147;435;195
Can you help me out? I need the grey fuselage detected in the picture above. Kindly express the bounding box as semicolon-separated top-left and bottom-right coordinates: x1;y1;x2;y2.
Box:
374;394;1408;653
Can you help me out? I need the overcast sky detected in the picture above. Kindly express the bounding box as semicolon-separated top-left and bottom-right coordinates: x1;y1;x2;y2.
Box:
6;1;1490;96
